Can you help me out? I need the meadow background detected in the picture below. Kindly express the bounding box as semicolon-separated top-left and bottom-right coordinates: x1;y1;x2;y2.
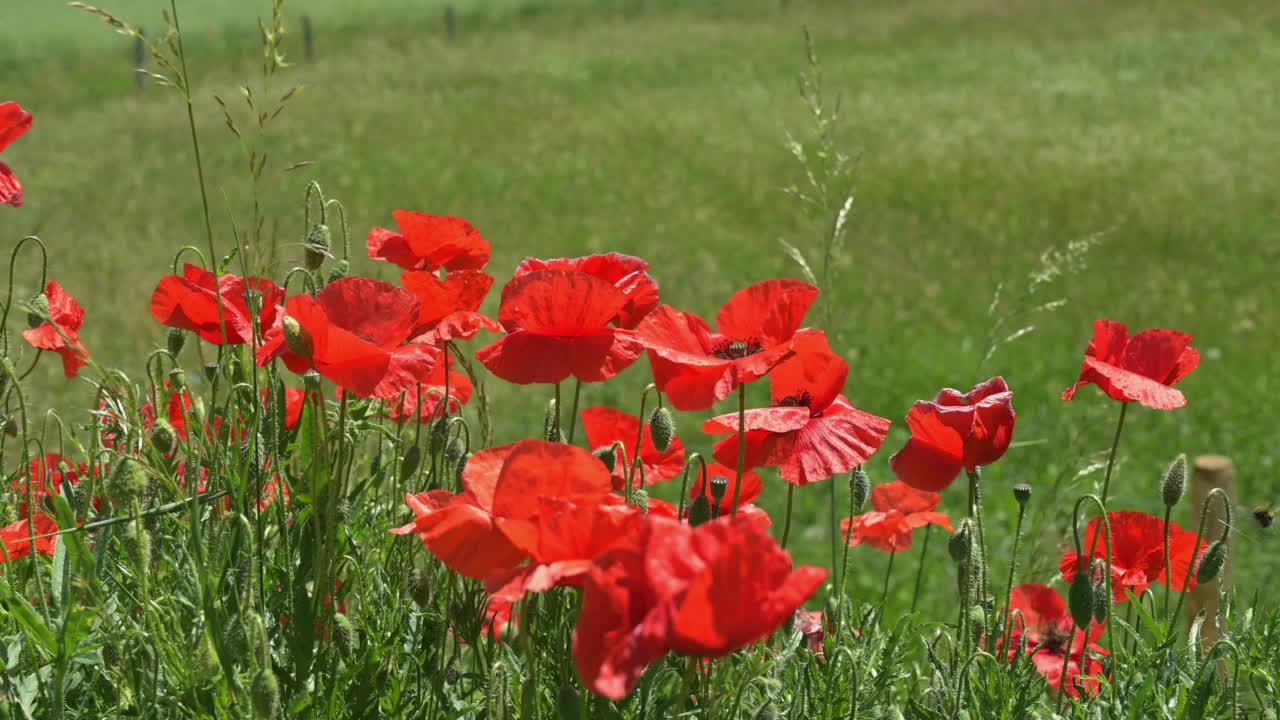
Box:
2;0;1277;616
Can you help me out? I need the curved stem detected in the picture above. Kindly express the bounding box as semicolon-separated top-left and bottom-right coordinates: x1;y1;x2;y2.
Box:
780;484;796;548
1167;487;1232;630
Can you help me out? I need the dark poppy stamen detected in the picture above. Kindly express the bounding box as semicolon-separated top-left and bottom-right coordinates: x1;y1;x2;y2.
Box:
710;338;763;360
778;390;812;408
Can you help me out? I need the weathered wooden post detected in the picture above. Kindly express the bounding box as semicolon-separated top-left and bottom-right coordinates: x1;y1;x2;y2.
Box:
302;15;315;63
444;5;456;44
1186;455;1235;649
133;27;146;92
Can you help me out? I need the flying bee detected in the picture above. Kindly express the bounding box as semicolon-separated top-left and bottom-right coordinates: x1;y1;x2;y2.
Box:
1252;504;1276;529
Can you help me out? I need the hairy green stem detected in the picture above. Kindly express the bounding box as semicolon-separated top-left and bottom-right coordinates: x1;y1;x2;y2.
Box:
729;383;746;518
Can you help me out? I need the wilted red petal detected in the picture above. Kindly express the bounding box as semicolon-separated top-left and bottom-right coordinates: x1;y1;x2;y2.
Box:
714;279;818;347
1062;320;1197;410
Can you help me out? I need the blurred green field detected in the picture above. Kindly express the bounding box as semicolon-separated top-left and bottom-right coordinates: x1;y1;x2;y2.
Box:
2;0;1278;613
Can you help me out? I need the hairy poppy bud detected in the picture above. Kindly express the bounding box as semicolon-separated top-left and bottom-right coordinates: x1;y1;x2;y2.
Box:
1196;540;1227;584
169;366;187;391
1161;454;1187;508
194;634;220;678
166;327;187;358
948;520;973;564
304;222;331;271
648;406;676;452
26;292;48;328
150;419;178;455
327;259;350;285
282;315;314;358
967;605;986;634
107;457;149;507
120;522;152;570
408;567;432;607
429;417;449;450
592;446;616;473
332;613;357;656
251;669;281;719
444;436;465;467
688;495;713;527
1092;581;1109;624
632;489;649;514
1013;484;1032;507
850;466;870;513
1068;571;1095;630
488;660;511;719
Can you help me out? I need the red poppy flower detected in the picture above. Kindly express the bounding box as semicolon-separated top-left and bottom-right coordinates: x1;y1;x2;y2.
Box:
367;210;490;272
514;253;659;329
476;270;643;385
1;515;58;563
392;440;615;580
15;454;89;518
1062;320;1199;410
400;269;501;345
0;101;33;207
580;406;685;490
794;609;833;655
704;331;890;486
150;264;284;346
384;354;472;423
1058;510;1208;603
889;377;1016;492
486;500;643;608
840;481;953;553
636;279;818;411
21;280;89;378
1005;584;1107;698
257;277;439;399
574;515;825;699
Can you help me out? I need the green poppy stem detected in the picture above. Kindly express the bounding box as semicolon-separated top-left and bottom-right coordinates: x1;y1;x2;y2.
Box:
729;383;746;518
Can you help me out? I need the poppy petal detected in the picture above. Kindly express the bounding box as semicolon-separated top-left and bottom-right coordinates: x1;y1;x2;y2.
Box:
394;210;491;272
491;441;615;553
870;480;941;514
316;277;420;349
497;270;630;336
767;330;847;412
714;279;818;346
702;406;810;435
1081;357;1187;410
889;402;970;491
0;162;21;207
392;492;526;579
370;343;440;399
1122;328;1193;386
0;102;32;153
781;400;890;486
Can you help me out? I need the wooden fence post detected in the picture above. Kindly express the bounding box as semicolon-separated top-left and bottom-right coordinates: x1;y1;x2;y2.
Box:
133;27;146;92
1186;455;1235;649
302;15;315;63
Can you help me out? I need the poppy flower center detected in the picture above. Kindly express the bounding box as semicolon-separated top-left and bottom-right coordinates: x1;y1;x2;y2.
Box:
710;338;763;360
777;390;813;408
1042;625;1071;654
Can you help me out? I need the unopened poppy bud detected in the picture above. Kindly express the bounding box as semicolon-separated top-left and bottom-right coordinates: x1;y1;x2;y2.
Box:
967;605;986;634
120;522;152;570
399;446;421;484
408;567;432;607
1091;581;1109;623
444;436;465;466
592;446;617;473
332;613;357;655
3;417;15;438
709;476;729;504
303;222;331;271
753;702;779;720
250;669;281;719
1161;454;1187;508
648;406;676;452
429;417;449;449
194;634;219;678
169;366;186;391
150;419;178;455
632;489;649;514
26;292;48;328
282;315;314;358
1013;484;1032;507
850;466;870;512
948;520;973;563
1068;571;1095;630
688;495;713;527
107;457;149;507
444;662;461;685
166;327;186;358
327;259;350;284
1196;540;1227;584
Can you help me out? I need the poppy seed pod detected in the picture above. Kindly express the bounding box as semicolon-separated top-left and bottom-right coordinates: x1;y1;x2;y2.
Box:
149;419;178;455
591;446;617;473
303;222;331;271
26;292;48;328
282;315;314;358
688;495;713;527
1013;483;1032;507
107;457;149;507
709;476;729;504
1196;540;1227;584
169;366;186;391
1161;454;1187;508
203;363;220;383
250;669;281;719
166;327;187;358
648;406;676;452
948;520;973;563
1068;571;1095;630
850;466;871;512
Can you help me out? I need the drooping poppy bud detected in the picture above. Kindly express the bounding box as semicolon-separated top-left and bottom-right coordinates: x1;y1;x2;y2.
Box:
408;567;432;607
150;419;178;455
1091;581;1109;624
26;292;48;328
251;669;281;719
648;406;676;452
167;327;187;358
967;605;986;634
1068;571;1095;630
948;519;973;563
850;466;870;512
282;315;314;358
1013;483;1032;507
591;446;617;473
304;222;331;271
120;522;152;570
332;614;357;656
688;495;713;527
1196;540;1226;584
1161;455;1187;509
108;457;149;507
